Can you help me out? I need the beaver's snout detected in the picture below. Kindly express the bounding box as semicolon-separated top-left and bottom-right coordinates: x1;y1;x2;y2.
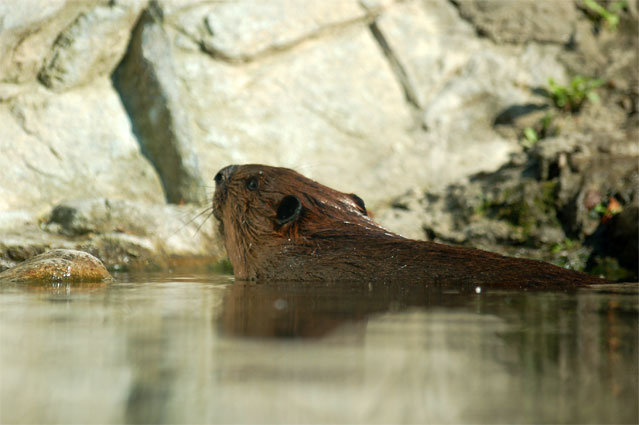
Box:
214;164;238;187
213;165;238;224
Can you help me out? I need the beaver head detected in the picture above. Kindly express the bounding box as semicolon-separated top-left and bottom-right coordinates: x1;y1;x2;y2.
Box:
213;164;391;280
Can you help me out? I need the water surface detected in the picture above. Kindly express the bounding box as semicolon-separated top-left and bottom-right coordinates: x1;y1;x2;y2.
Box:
1;271;637;424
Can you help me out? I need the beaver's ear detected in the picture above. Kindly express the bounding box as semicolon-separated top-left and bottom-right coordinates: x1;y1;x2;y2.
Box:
349;193;367;216
276;195;302;225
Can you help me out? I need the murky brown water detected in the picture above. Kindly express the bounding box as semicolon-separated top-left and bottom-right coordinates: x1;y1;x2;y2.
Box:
1;270;637;424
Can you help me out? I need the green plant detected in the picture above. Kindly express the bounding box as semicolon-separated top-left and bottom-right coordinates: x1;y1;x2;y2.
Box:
522;127;538;149
583;0;627;31
521;113;557;149
473;196;492;217
519;75;603;151
548;76;603;113
211;257;234;274
592;202;609;216
551;239;576;254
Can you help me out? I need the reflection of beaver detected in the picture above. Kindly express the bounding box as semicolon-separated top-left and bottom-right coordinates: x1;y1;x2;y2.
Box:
220;281;468;338
219;280;507;338
213;164;606;288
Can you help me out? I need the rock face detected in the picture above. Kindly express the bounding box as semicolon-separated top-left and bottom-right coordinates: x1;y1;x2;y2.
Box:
38;0;147;91
454;0;577;44
0;198;223;272
0;0;637;278
0;0;164;213
113;4;206;204
379;131;639;280
0;80;165;211
0;249;112;284
113;0;569;206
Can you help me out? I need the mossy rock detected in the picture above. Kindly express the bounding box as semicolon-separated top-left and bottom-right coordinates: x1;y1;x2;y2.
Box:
0;249;113;284
473;180;562;245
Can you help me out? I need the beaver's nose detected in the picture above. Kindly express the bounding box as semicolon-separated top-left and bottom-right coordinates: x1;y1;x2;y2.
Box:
214;165;238;186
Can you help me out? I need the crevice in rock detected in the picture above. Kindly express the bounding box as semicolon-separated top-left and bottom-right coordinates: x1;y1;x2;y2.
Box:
111;2;207;205
167;13;376;65
211;15;374;63
368;21;421;109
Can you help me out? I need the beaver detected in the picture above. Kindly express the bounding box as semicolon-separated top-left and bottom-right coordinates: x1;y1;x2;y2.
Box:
212;164;607;288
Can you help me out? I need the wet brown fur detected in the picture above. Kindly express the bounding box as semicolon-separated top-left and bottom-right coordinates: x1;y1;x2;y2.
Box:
213;164;607;288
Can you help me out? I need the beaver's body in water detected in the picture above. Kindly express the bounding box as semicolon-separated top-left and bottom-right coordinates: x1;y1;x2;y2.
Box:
213;164;606;288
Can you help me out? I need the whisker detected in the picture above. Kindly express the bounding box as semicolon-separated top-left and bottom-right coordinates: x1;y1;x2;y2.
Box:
196;182;216;199
169;206;214;240
192;211;214;237
186;206;214;227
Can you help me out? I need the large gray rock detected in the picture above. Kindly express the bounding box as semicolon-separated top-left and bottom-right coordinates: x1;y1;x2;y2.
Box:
373;0;479;109
0;0;584;215
0;0;163;213
453;0;578;44
0;80;165;211
418;43;566;176
113;4;206;205
372;0;568;192
0;1;98;88
1;0;147;92
164;0;418;207
376;0;510;184
147;0;568;207
174;0;369;62
38;0;147;91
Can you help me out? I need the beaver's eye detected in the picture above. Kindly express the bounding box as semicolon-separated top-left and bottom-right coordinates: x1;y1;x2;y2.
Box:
246;177;259;191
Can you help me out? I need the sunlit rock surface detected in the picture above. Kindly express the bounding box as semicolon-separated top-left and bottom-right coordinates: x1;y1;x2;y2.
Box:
0;80;165;212
0;248;112;283
113;5;206;204
0;199;223;272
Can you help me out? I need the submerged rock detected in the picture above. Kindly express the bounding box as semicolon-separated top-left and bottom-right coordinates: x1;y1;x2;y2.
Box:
0;249;112;284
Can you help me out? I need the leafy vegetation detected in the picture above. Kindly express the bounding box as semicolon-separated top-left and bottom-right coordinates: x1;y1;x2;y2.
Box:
211;257;233;274
522;127;539;148
583;0;627;32
551;239;576;254
472;181;560;243
520;76;603;148
522;113;557;149
548;75;603;113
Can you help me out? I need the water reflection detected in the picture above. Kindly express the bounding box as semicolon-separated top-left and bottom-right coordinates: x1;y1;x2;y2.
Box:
0;275;637;424
220;280;484;338
217;281;638;423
